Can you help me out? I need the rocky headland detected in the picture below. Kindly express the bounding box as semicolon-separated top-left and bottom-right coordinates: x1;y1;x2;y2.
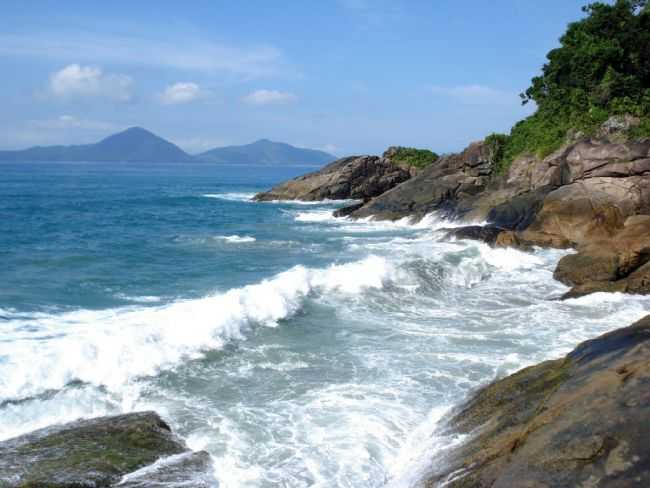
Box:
256;116;650;300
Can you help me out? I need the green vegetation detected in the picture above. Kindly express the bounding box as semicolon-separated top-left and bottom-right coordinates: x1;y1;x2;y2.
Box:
490;0;650;172
390;147;440;169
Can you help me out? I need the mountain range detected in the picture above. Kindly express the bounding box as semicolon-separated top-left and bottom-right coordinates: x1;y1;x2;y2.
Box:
0;127;336;165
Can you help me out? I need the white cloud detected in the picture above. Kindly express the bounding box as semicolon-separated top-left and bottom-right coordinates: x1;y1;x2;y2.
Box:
430;84;515;105
30;115;116;131
242;89;297;106
319;144;341;154
159;82;202;105
49;64;133;102
0;32;294;79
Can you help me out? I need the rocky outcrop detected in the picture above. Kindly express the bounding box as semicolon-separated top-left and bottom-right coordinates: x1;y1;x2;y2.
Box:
253;153;411;202
347;136;650;236
346;141;496;220
424;315;650;488
554;215;650;298
0;411;217;488
255;118;650;298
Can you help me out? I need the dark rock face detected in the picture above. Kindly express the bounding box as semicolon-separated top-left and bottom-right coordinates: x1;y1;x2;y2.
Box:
442;225;506;246
253;154;411;202
424;315;650;488
349;141;495;220
0;411;217;488
485;186;551;231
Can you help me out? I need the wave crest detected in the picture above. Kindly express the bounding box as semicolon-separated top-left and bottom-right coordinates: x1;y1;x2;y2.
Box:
0;256;394;402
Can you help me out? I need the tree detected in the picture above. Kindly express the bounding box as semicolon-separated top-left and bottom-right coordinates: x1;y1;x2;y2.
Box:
492;0;650;171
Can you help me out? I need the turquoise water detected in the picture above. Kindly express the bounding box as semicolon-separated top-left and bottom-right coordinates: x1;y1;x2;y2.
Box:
1;162;649;487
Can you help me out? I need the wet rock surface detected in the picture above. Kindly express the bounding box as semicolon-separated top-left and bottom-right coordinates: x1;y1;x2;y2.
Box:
0;411;217;488
423;315;650;488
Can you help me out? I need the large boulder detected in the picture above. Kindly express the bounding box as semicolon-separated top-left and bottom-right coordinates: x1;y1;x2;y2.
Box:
554;215;650;298
424;315;650;487
253;154;411;202
0;411;217;488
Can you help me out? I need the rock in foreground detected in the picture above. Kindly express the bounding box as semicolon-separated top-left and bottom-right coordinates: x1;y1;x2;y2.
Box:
0;411;217;488
423;315;650;487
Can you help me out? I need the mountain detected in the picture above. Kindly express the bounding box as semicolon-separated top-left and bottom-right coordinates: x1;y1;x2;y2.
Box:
197;139;335;165
0;127;194;163
0;130;335;165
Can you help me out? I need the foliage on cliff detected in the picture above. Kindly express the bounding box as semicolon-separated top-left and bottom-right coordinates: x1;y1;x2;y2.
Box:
388;147;440;169
491;0;650;172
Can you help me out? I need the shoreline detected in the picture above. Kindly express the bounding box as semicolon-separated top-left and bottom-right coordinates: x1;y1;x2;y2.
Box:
1;212;648;486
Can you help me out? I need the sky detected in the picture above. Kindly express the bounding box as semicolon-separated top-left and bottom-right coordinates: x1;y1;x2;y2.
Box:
0;0;596;156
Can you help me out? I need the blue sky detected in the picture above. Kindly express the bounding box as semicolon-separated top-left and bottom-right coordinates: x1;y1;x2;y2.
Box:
0;0;594;155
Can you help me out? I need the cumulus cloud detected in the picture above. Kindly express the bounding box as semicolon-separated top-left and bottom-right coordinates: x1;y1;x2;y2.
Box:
242;89;297;105
49;64;133;102
30;115;116;131
159;82;202;105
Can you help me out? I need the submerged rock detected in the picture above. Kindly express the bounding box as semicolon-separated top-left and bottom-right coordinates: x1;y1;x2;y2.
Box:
0;411;217;488
423;315;650;487
442;225;506;246
118;451;217;487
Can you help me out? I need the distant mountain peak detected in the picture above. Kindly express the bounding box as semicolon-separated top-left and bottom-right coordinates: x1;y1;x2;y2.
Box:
0;127;193;163
0;128;335;165
122;126;153;135
197;139;335;166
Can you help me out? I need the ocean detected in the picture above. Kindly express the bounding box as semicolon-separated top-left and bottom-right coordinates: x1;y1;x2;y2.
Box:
1;162;649;487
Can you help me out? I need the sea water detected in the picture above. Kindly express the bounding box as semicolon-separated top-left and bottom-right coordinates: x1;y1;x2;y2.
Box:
1;162;649;487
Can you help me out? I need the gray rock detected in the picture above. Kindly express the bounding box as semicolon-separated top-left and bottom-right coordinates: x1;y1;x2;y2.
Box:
0;411;217;488
253;154;411;202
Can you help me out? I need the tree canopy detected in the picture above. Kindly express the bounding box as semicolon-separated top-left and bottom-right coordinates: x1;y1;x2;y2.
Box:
490;0;650;171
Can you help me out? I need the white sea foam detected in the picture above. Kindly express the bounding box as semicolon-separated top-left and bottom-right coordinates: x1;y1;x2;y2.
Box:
203;192;256;202
0;255;394;402
293;209;449;233
116;294;162;303
215;235;257;243
263;198;360;206
3;205;650;488
117;451;218;486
